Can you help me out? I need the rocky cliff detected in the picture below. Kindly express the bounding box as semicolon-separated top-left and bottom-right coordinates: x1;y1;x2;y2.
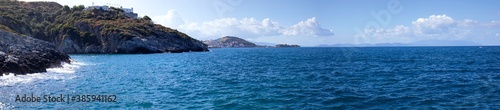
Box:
0;30;70;75
203;36;257;48
0;1;208;54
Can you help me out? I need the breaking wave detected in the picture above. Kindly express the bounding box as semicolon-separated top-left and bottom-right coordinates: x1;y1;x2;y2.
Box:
0;61;88;86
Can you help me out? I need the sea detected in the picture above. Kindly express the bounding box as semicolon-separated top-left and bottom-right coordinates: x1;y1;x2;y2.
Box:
0;47;499;109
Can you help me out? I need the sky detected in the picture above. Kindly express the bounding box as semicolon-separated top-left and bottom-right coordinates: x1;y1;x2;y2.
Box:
20;0;500;46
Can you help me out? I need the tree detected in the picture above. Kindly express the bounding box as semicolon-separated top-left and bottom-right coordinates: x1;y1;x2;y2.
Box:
110;7;124;13
71;5;85;12
62;5;70;12
142;15;151;21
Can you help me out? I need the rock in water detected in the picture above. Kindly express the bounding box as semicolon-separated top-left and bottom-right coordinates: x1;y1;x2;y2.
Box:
0;30;70;75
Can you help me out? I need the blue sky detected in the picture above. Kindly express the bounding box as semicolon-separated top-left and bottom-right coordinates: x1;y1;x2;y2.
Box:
21;0;500;46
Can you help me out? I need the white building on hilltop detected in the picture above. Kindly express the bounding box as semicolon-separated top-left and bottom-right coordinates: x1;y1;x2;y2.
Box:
85;5;109;11
121;7;133;13
83;3;138;18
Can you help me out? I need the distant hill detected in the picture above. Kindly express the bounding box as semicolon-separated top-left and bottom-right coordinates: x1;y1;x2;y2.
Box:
253;41;276;46
410;40;479;46
316;40;480;47
203;36;257;48
275;44;300;47
203;36;302;48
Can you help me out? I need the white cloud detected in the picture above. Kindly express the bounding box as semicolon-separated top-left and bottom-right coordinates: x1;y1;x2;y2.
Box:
359;25;413;43
412;15;455;34
281;17;334;36
361;14;500;43
152;10;334;39
364;25;411;39
176;17;334;39
457;19;478;27
152;10;185;28
485;20;500;27
178;18;284;38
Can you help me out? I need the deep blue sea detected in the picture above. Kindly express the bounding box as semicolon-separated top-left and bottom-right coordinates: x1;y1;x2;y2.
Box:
1;47;499;109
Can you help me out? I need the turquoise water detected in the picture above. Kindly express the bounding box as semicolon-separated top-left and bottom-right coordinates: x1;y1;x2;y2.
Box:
1;47;499;109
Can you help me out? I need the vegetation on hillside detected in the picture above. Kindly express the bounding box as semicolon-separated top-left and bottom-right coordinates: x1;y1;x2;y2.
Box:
0;0;206;53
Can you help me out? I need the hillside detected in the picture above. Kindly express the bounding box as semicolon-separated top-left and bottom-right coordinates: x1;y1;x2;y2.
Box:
0;1;208;53
203;36;257;48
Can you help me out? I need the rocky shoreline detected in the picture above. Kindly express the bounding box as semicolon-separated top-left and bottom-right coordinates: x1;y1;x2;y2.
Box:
0;30;71;75
0;1;210;75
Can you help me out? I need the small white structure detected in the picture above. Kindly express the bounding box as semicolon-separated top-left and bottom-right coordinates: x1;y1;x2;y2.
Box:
84;3;138;19
121;7;133;13
85;5;109;11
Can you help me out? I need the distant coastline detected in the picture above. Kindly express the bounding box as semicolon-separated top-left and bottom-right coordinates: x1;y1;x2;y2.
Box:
315;40;483;47
203;36;300;48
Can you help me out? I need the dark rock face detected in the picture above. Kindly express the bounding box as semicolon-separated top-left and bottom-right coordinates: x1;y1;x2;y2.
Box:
55;29;209;54
54;21;209;54
113;35;208;53
0;31;70;75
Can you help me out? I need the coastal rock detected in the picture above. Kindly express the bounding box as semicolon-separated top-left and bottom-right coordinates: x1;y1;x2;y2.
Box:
51;21;209;54
0;30;70;75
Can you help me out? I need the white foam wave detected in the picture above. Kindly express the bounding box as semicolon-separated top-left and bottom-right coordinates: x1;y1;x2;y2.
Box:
0;61;89;86
46;61;87;73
